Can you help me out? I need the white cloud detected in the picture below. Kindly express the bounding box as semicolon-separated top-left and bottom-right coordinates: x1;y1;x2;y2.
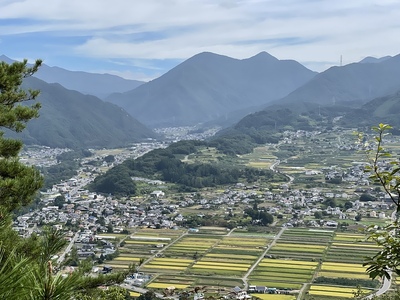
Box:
1;0;399;74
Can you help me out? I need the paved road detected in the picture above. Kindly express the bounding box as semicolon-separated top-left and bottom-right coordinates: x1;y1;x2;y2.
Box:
364;272;392;299
57;231;79;265
270;160;294;184
242;227;286;290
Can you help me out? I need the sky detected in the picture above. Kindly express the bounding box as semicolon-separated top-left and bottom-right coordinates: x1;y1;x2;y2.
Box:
1;0;399;81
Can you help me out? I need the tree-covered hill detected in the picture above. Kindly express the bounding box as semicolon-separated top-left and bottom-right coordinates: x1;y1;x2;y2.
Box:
89;140;286;195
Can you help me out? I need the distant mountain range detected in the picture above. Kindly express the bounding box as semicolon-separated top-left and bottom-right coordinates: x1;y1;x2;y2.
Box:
105;51;317;127
273;54;400;108
3;51;400;150
6;77;157;148
0;55;144;99
34;65;144;99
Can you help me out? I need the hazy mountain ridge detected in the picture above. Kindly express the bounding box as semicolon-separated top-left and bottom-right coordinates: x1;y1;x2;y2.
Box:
7;77;157;148
105;51;317;127
359;56;392;64
3;52;400;150
273;54;400;107
34;65;144;99
1;55;144;99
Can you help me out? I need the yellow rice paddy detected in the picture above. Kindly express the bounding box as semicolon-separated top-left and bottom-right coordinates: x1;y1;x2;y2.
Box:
147;283;189;289
251;294;295;300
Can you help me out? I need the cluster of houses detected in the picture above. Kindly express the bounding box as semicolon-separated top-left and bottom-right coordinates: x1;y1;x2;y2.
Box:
13;153;396;239
20;146;71;167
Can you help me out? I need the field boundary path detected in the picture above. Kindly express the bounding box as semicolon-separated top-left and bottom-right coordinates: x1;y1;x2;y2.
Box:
242;226;286;289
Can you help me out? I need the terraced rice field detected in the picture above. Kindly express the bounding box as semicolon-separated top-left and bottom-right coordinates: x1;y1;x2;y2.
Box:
251;294;296;300
141;258;194;273
324;232;380;264
146;275;195;290
107;228;183;269
189;236;268;276
308;285;370;298
318;262;370;280
197;226;230;235
208;236;268;256
123;228;382;299
249;259;318;290
267;228;334;260
147;282;190;289
164;235;221;258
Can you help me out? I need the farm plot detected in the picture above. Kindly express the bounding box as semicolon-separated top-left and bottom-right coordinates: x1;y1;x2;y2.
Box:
197;226;230;235
267;229;333;260
208;236;268;256
141;258;194;273
324;232;380;264
279;228;335;243
108;229;183;269
147;274;243;292
189;236;268;276
147;282;190;289
308;285;370;298
147;275;194;289
248;259;318;290
190;260;251;276
252;294;296;300
317;262;371;282
163;235;221;258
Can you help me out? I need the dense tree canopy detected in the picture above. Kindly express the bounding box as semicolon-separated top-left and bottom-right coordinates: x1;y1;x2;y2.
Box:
89;140;286;194
0;59;43;212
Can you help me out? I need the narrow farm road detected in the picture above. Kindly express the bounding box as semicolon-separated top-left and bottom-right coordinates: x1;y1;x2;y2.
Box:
242;226;286;290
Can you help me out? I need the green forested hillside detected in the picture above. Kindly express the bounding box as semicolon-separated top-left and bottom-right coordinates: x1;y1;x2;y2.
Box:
5;77;158;148
89;140;286;195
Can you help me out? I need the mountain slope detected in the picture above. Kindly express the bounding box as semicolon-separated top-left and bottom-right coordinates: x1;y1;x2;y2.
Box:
339;91;400;129
106;52;316;127
275;54;400;107
7;77;157;148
